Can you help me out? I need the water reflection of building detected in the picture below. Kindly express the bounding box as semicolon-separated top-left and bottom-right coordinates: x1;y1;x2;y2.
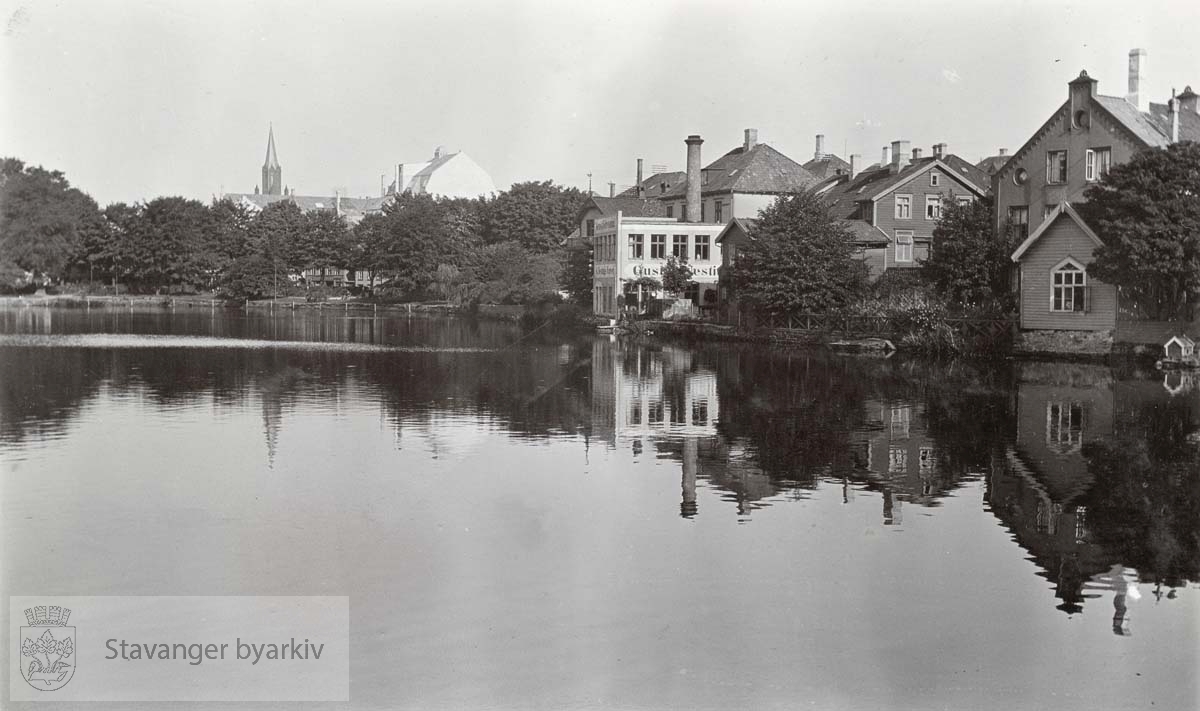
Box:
847;399;954;525
988;362;1199;616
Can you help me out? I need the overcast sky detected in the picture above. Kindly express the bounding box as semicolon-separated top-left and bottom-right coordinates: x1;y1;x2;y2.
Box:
2;0;1197;206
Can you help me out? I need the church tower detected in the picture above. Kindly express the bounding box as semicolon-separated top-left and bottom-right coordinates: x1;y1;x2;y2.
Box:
261;125;282;196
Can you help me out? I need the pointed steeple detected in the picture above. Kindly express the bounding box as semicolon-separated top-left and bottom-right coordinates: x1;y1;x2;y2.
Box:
261;124;282;196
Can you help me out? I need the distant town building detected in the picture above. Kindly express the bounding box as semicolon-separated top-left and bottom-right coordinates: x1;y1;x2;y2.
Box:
974;148;1010;177
819;141;989;279
262;125;283;196
1000;49;1198;335
384;146;497;199
801;133;852;180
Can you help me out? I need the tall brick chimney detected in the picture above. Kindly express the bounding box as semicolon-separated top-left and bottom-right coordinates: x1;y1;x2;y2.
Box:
1127;48;1148;113
814;134;825;160
609;182;616;198
1169;89;1180;143
685;135;703;223
636;158;644;198
744;128;758;151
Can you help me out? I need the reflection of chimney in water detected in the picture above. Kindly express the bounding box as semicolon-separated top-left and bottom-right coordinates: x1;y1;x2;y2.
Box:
882;488;896;525
681;438;698;518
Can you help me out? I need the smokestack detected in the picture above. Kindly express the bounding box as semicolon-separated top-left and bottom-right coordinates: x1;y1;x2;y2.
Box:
1169;89;1180;143
744;128;758;151
881;145;890;166
932;143;945;160
685;135;703;223
849;154;861;179
1179;86;1199;114
1127;48;1148;112
890;140;910;170
381;174;385;197
609;182;616;198
636;158;644;198
814;134;825;160
911;147;923;163
396;164;405;195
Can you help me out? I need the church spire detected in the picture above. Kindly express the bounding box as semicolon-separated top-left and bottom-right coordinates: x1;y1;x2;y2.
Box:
262;124;282;196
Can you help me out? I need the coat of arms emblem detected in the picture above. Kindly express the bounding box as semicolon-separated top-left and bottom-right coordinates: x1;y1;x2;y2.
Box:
19;605;75;691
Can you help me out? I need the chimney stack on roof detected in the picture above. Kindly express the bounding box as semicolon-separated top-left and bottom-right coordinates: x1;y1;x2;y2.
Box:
685;135;704;223
911;147;923;164
609;182;616;198
1179;86;1199;114
396;164;405;195
890;140;910;171
881;146;890;167
814;134;825;160
1127;48;1148;113
999;148;1008;156
849;154;861;179
744;128;758;152
433;145;446;159
1169;89;1180;143
932;143;946;160
636;158;645;198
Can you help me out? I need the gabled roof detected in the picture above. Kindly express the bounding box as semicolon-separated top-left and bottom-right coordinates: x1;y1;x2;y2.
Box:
617;171;686;198
579;196;667;220
714;217;758;244
659;143;819;198
820;154;987;221
841;219;890;245
1010;202;1103;262
802;154;852;180
975;154;1010;176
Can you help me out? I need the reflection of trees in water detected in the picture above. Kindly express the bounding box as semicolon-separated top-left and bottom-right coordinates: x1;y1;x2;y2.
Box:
0;328;595;459
1080;395;1200;588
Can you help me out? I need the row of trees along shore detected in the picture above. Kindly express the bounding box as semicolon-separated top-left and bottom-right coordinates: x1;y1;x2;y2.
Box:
0;157;589;304
3;141;1197;322
731;141;1200;331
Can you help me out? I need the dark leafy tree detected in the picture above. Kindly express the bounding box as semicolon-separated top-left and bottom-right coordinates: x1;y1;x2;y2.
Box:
0;158;104;281
731;191;869;317
1083;141;1200;320
660;255;694;296
111;197;215;292
346;213;392;290
248;201;306;297
377;193;458;298
297;210;350;285
560;244;594;307
483;181;586;252
923;196;1016;311
465;241;563;304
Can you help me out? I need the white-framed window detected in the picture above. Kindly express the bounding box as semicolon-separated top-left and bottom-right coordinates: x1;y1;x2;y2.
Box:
650;234;666;259
1085;148;1112;181
1046;150;1068;184
925;195;942;220
929;172;940;187
956;195;972;207
1046;401;1084;454
894;230;914;263
628;233;644;259
672;234;688;259
666;205;674;218
1051;258;1088;312
714;200;724;223
694;235;710;261
895;195;912;219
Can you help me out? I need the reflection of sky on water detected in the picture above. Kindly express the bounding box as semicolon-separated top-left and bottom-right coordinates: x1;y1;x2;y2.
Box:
1;308;1198;710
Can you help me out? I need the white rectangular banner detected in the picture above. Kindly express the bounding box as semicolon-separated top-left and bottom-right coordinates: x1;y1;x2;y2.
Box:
9;596;349;702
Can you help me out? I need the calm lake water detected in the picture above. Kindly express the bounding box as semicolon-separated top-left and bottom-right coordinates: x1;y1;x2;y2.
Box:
2;306;1198;710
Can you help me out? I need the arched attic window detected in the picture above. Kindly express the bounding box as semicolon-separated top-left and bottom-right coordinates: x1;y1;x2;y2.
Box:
1051;258;1089;313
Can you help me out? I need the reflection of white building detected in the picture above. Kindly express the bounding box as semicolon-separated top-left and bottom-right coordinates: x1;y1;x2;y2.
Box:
589;342;719;441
